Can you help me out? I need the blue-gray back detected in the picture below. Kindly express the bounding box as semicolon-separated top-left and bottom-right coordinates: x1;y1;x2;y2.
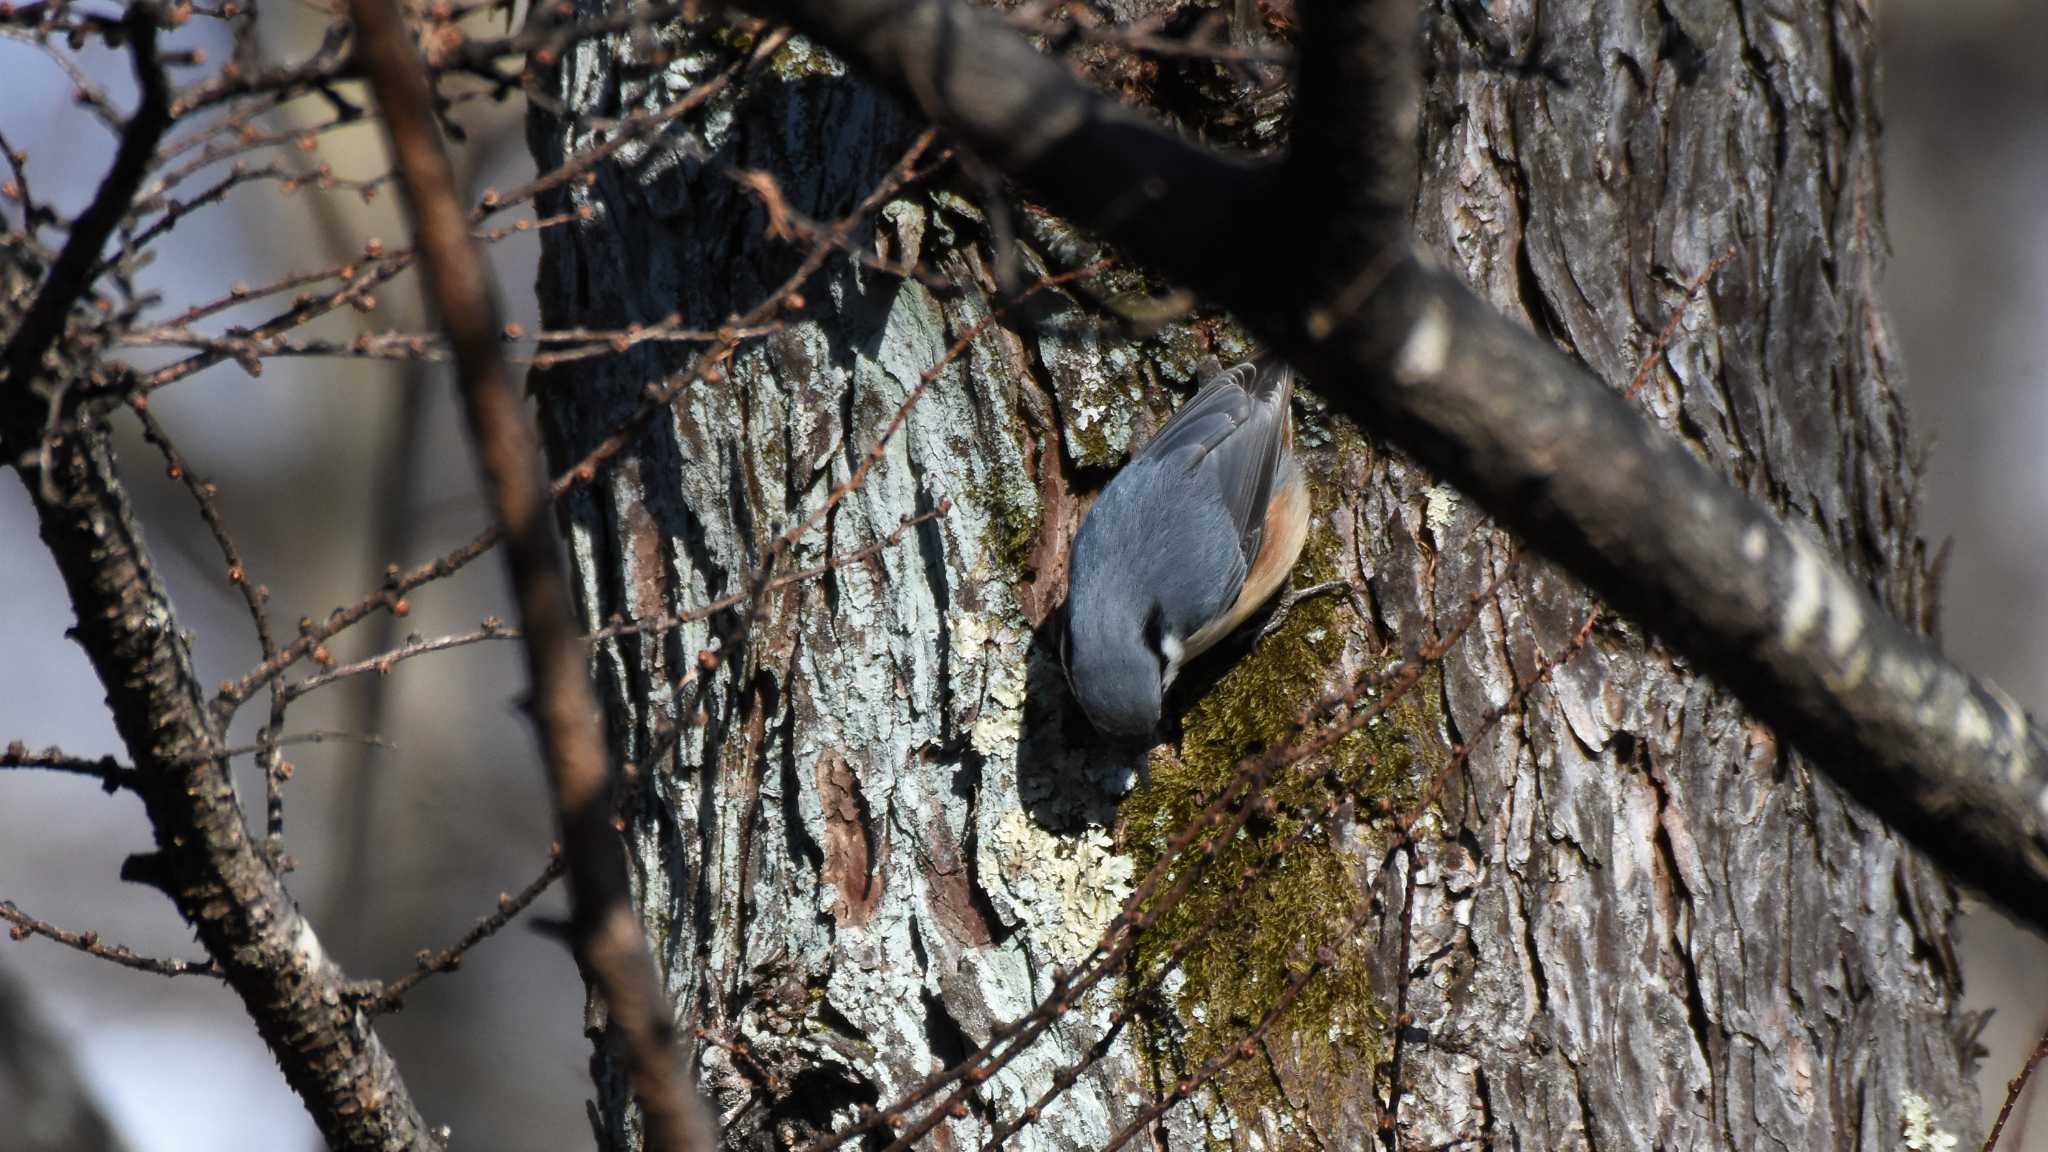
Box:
1068;358;1293;647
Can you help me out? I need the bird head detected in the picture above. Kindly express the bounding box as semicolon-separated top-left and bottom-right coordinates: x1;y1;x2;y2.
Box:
1060;594;1168;744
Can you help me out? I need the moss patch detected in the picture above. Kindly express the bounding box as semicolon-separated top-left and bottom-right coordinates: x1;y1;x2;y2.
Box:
965;469;1042;585
709;22;758;55
1118;526;1446;1137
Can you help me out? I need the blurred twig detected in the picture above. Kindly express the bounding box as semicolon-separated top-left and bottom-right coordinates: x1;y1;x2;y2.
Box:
352;853;568;1014
345;0;712;1147
1;2;169;478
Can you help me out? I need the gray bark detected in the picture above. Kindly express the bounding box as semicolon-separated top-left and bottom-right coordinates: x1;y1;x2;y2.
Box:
528;2;1977;1149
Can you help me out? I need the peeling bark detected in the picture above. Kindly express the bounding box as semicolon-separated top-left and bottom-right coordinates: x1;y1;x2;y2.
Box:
529;3;1974;1150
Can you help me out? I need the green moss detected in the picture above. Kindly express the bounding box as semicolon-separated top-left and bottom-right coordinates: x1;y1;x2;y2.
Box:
1065;408;1125;470
965;470;1041;584
1119;513;1446;1136
709;23;757;55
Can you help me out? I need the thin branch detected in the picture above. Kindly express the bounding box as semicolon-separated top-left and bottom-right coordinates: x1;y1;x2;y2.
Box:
0;900;219;978
353;854;567;1014
1;2;171;397
200;729;393;762
129;403;295;853
283;503;952;701
1625;245;1738;400
0;742;133;791
1983;1021;2048;1152
345;0;711;1148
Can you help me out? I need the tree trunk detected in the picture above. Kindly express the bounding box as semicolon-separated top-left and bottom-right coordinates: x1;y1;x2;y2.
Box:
527;2;1976;1148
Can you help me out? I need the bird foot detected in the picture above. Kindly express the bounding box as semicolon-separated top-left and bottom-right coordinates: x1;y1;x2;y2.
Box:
1257;578;1355;641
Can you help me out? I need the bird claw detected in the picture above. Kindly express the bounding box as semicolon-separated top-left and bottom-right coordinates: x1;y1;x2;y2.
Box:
1257;578;1355;641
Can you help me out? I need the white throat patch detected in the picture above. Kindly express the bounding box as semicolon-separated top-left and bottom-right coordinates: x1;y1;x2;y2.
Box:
1160;631;1186;689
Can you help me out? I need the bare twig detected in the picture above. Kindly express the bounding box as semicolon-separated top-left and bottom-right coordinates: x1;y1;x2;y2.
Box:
345;0;711;1147
0;741;133;791
1625;245;1738;400
129;404;296;852
1;2;170;398
1983;1020;2048;1152
0;901;219;978
354;854;568;1014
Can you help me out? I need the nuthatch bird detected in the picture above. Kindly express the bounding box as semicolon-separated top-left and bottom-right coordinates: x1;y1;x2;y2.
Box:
1061;355;1311;741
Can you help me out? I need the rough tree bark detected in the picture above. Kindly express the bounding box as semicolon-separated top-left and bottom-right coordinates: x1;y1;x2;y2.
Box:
529;2;1977;1149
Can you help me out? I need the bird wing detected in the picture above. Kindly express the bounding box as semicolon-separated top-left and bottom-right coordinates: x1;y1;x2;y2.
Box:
1137;357;1294;572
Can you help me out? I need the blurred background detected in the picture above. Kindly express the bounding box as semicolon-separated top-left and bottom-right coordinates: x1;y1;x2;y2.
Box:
1;2;2044;1149
1886;0;2048;1143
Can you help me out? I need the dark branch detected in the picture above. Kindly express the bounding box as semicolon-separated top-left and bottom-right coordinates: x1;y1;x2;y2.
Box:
1;2;171;398
0;742;133;792
746;0;2048;930
1983;1019;2048;1151
353;854;567;1014
0;392;437;1150
1;900;219;978
344;1;713;1149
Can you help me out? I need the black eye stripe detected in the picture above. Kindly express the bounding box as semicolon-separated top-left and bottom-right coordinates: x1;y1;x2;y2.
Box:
1143;606;1169;678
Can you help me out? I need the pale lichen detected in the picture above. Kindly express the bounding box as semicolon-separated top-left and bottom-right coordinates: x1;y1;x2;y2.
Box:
970;647;1027;763
1039;332;1148;468
1424;484;1462;539
985;807;1134;963
1899;1093;1959;1152
765;32;845;81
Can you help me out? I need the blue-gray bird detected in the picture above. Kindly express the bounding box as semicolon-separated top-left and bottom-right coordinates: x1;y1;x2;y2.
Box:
1061;355;1311;741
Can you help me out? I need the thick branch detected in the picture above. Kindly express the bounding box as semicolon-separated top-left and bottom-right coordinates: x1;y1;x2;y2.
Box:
344;1;710;1149
773;0;1267;270
751;0;2048;928
0;413;436;1152
0;11;436;1151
